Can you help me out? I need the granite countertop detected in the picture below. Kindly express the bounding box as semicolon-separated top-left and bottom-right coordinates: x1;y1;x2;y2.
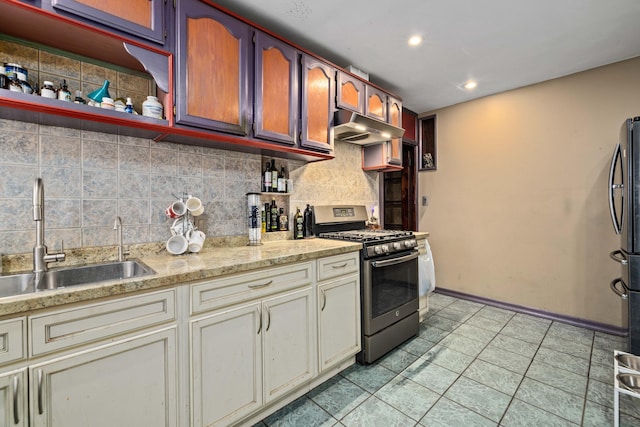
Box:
0;239;362;318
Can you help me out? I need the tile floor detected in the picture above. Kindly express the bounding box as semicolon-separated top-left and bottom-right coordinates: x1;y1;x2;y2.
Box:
255;292;640;427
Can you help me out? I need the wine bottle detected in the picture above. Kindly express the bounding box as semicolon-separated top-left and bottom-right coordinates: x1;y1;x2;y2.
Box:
303;204;314;238
264;162;271;192
278;208;288;231
294;207;304;239
265;203;271;232
270;199;278;231
271;159;278;192
278;165;287;193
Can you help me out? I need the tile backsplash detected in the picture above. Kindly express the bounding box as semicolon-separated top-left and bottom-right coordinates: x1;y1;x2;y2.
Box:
0;117;379;255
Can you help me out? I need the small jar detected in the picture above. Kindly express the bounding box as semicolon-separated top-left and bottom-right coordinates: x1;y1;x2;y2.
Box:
142;95;163;119
40;81;56;99
7;76;22;93
100;97;115;110
20;80;33;95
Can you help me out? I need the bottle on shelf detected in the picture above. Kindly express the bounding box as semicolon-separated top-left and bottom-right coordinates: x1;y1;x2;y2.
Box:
125;97;134;113
57;79;72;101
270;199;278;232
294;207;304;239
142;95;163;119
271;159;278;193
74;90;87;104
278;208;288;231
278;165;286;193
264;161;271;193
261;206;266;233
40;81;56;99
265;203;271;232
303;204;314;238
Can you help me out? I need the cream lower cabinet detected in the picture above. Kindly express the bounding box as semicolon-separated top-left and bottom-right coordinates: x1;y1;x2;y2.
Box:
317;274;361;372
0;368;28;427
316;252;361;372
191;286;315;427
29;328;177;427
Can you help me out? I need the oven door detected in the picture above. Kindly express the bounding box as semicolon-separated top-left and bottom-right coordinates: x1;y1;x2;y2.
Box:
362;250;419;335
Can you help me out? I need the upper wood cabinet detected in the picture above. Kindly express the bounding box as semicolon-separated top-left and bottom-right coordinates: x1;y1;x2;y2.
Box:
300;55;335;153
365;86;388;122
336;71;365;114
176;0;252;136
387;96;403;165
254;32;299;145
402;108;418;143
51;0;166;45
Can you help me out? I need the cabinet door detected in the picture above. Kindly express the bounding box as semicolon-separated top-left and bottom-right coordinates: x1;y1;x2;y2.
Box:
318;274;361;372
254;32;299;145
52;0;165;44
300;55;335;152
0;369;28;427
176;0;252;135
365;86;387;122
263;287;315;403
31;328;177;427
387;97;403;165
190;303;262;427
336;71;365;114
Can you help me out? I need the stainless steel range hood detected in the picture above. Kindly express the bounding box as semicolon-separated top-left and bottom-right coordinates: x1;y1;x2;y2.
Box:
333;110;405;145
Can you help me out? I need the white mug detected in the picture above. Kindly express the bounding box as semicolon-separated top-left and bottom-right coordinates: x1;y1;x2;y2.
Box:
187;229;206;253
186;196;204;216
166;234;188;255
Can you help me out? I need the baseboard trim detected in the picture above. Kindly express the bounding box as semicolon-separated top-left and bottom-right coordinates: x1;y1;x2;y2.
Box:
433;287;628;337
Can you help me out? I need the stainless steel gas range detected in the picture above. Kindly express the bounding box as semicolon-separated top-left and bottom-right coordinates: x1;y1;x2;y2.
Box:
314;205;419;364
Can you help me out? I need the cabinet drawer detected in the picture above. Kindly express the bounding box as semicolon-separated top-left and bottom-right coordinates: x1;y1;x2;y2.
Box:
30;289;176;357
191;262;313;315
317;252;359;282
0;317;26;366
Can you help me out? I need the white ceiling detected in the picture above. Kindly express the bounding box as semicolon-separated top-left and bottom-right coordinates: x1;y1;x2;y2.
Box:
211;0;640;113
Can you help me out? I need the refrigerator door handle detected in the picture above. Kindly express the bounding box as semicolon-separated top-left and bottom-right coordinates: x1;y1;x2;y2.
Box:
610;278;629;300
609;143;623;234
610;250;628;265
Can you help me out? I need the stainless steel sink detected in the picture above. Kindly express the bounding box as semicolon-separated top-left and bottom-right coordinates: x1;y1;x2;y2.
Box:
0;273;36;297
37;259;156;290
0;260;156;297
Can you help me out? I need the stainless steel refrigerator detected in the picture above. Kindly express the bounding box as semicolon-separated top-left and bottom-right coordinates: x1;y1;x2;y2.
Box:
609;117;640;354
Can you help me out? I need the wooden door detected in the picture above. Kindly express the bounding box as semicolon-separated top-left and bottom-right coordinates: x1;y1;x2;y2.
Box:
383;143;417;230
300;55;335;152
176;1;252;135
254;32;299;145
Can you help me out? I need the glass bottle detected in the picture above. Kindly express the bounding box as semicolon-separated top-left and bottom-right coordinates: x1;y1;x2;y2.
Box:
57;79;72;101
270;199;278;232
270;159;278;192
278;208;288;231
264;161;271;192
294;207;304;239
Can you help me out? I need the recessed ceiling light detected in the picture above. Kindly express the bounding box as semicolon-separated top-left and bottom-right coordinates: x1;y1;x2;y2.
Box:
408;35;423;47
462;80;477;90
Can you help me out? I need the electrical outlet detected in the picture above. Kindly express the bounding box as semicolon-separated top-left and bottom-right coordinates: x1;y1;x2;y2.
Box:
422;196;429;206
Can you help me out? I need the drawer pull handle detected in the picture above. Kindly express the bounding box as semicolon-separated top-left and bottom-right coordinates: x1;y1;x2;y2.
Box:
332;263;348;269
257;307;262;334
249;280;273;289
321;290;327;311
265;306;271;332
12;375;19;425
37;369;43;415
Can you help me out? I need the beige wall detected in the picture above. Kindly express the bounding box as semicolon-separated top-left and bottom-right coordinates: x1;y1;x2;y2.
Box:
419;57;640;328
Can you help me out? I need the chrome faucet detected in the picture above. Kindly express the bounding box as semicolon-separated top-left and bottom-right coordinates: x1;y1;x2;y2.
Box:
114;216;129;262
33;178;65;274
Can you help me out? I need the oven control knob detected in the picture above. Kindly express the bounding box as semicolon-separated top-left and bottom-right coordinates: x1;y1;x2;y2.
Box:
393;242;401;250
374;246;383;255
404;240;415;248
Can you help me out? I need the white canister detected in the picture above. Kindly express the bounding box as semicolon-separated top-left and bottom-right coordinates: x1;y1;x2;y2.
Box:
142;96;163;119
247;193;261;246
40;81;57;99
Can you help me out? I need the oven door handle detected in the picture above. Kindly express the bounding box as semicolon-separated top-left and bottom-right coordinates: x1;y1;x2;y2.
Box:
371;251;419;268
